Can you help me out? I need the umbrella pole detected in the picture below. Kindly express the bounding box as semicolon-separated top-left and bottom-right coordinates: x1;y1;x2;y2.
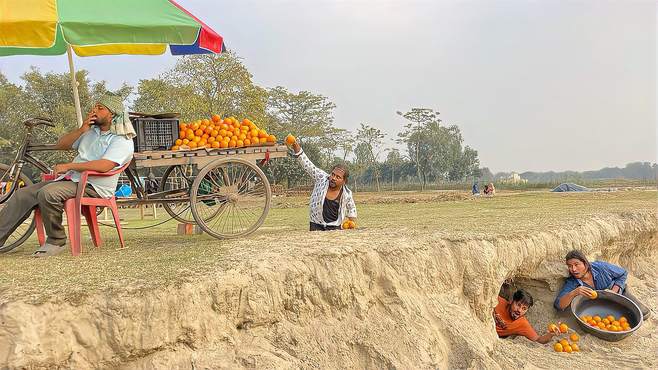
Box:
67;45;84;127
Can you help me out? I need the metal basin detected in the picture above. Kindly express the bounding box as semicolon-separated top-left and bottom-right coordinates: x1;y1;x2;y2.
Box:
570;290;643;342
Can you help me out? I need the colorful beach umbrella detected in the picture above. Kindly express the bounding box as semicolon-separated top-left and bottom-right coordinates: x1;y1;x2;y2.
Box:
0;0;225;124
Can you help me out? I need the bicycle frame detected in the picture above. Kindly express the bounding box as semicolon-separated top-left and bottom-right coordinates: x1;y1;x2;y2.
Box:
0;125;58;201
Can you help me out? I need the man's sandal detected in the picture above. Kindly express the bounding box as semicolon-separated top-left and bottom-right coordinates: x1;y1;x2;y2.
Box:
32;243;67;258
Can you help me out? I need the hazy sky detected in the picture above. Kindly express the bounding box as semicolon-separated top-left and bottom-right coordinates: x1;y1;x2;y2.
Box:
0;0;655;173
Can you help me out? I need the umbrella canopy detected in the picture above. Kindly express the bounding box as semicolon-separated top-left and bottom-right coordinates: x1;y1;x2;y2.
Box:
0;0;225;125
0;0;225;56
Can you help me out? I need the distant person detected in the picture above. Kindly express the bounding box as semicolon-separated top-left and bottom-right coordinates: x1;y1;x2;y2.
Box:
484;183;496;196
494;283;559;343
554;250;650;317
286;137;357;231
472;182;480;196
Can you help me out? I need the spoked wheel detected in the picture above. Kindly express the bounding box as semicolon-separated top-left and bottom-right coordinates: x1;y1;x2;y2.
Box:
190;158;271;239
0;163;36;253
160;164;199;224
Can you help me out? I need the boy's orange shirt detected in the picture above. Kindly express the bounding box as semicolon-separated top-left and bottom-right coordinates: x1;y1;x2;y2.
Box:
494;296;538;339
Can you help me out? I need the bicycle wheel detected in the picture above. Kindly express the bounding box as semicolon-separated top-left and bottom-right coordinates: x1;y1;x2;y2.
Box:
0;163;36;253
190;158;271;239
159;164;198;224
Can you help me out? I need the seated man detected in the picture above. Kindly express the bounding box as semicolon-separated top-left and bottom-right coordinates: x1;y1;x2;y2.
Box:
0;93;135;257
493;284;558;343
287;137;357;231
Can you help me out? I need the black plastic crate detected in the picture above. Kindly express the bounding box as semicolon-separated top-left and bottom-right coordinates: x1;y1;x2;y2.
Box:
131;117;179;152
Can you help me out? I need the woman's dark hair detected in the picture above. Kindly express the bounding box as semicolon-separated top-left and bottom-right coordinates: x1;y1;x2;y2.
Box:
565;250;591;272
512;289;534;307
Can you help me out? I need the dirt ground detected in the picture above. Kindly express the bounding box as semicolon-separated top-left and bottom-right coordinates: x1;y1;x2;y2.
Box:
0;190;656;368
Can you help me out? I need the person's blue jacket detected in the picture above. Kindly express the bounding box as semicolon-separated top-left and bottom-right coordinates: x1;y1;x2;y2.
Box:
554;261;628;310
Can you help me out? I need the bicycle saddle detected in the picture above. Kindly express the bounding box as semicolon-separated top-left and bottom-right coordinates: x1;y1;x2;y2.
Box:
23;117;55;128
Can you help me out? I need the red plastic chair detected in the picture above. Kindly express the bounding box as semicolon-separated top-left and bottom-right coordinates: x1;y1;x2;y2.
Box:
34;162;130;256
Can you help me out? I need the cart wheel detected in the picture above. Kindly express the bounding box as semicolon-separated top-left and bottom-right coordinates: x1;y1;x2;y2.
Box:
190;158;271;239
0;163;36;253
160;164;198;224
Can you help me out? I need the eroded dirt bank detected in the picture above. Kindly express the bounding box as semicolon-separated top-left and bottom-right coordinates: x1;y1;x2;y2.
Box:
1;211;656;369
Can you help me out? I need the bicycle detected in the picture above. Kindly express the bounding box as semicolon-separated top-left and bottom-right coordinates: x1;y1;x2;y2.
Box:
0;117;60;252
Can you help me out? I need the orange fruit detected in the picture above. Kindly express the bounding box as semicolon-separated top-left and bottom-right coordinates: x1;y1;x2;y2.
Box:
590;291;598;299
258;130;268;139
564;345;572;353
188;142;198;149
175;139;183;146
597;322;606;330
606;315;614;322
602;318;610;325
267;134;276;142
571;343;579;352
554;343;563;352
285;134;296;145
182;139;190;145
202;119;210;125
171;145;179;151
179;122;187;130
570;333;579;342
559;323;568;333
194;129;203;136
228;139;237;148
239;133;247;140
559;339;569;347
252;137;260;145
211;114;221;123
236;140;244;147
593;316;601;322
611;320;620;327
208;137;215;144
211;130;219;137
251;129;259;137
244;138;251;146
212;141;220;148
619;316;627;323
191;123;199;131
179;130;186;139
548;323;559;333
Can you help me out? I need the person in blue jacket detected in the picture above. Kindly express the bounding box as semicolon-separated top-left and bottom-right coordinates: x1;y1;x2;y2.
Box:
554;250;650;318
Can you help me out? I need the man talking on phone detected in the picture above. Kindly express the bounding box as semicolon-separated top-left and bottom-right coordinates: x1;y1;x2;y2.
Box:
0;93;135;257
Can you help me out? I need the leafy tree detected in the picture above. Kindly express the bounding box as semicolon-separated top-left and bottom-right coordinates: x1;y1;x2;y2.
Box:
133;52;267;124
356;123;386;191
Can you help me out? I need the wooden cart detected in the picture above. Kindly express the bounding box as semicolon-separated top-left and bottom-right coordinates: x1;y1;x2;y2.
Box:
120;144;288;239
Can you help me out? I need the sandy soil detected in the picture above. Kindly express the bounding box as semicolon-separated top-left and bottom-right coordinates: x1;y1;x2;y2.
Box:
0;190;656;369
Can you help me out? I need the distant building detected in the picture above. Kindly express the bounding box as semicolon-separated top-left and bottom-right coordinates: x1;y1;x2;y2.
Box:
501;172;528;184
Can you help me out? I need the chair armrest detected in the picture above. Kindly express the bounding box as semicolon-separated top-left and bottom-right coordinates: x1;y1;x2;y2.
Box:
76;161;131;200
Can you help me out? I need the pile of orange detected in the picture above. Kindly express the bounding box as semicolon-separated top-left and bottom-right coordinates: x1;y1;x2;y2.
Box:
554;338;580;353
549;323;581;353
580;314;631;332
342;220;356;229
171;114;277;151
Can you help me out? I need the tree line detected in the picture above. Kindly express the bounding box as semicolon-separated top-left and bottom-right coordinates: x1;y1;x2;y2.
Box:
2;52;482;189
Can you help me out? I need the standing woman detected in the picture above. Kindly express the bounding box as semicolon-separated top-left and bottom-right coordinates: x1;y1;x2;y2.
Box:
554;250;650;318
